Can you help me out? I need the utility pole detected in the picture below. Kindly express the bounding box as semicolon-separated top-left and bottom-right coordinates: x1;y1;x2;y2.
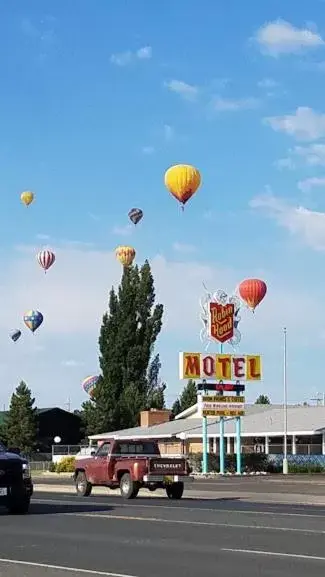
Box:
64;397;71;412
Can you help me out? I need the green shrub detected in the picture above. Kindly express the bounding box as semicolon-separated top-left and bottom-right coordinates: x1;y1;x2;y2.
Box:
55;456;76;473
48;462;56;472
288;463;325;474
188;452;268;473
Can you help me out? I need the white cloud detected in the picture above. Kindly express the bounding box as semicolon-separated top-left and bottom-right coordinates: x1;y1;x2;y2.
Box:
136;46;152;59
258;78;278;88
36;233;51;241
250;191;325;251
255;19;324;56
61;360;84;368
111;224;133;236
110;46;152;66
163;124;174;141
164;80;198;101
213;96;259;111
298;177;325;193
293;144;325;166
2;241;325;409
142;146;155;155
274;157;296;170
264;107;325;141
172;242;197;254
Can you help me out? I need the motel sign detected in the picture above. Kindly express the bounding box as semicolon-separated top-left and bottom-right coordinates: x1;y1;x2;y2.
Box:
179;352;262;381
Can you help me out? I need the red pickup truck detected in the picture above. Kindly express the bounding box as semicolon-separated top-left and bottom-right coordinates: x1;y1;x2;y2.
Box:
74;439;192;499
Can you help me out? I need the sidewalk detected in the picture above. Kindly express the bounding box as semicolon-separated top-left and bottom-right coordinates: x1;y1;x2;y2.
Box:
34;483;325;506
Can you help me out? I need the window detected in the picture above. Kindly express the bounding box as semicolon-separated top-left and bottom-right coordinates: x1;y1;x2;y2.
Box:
115;442;159;455
96;442;111;458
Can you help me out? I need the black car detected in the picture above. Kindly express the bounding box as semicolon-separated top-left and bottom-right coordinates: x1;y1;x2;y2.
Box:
0;443;33;514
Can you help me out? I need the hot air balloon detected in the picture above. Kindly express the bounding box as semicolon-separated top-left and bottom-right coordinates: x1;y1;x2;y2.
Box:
82;375;99;398
116;245;136;267
37;250;56;273
20;191;34;207
128;208;143;226
23;310;44;333
238;279;267;312
10;329;21;343
164;164;201;209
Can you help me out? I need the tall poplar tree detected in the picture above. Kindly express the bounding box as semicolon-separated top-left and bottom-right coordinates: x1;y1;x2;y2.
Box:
85;261;164;434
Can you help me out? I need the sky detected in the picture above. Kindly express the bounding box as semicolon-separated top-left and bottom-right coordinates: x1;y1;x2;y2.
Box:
1;1;325;410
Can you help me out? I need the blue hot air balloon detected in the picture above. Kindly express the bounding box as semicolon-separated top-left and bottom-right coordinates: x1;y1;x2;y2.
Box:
10;329;21;342
23;310;43;333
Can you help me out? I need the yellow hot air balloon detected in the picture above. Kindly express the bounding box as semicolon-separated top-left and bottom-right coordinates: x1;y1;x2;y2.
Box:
20;191;35;207
116;245;136;267
164;164;201;209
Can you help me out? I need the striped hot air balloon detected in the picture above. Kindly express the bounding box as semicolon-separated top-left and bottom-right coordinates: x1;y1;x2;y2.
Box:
238;279;267;312
37;250;56;273
128;208;143;226
115;246;136;267
23;310;43;333
82;375;99;398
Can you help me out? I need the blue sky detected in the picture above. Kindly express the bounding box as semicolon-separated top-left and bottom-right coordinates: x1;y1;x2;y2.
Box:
1;1;325;411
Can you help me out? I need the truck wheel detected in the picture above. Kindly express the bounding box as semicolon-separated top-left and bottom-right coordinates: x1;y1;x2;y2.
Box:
76;471;92;497
166;482;184;500
7;497;30;515
120;473;139;499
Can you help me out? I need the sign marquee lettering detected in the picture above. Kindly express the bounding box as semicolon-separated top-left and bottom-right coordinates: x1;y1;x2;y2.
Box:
179;353;262;381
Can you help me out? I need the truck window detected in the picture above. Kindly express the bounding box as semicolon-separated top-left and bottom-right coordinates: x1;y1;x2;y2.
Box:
115;442;160;455
96;442;111;457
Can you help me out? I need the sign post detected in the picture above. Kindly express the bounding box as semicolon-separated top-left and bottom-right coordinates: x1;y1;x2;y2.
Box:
179;352;262;474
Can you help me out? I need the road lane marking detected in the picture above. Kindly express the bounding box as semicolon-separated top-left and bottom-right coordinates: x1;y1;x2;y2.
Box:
69;512;325;534
32;497;325;519
222;548;325;562
0;558;138;576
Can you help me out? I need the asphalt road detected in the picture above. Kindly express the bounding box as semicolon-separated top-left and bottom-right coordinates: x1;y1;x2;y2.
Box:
0;491;325;576
34;473;325;495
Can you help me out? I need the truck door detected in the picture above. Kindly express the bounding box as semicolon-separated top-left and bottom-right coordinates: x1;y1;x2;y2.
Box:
92;442;112;484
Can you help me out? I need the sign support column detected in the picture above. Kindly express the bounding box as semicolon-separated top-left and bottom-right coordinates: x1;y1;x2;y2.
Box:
219;342;225;475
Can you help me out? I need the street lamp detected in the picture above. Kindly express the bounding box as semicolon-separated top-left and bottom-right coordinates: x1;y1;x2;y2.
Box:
282;327;288;475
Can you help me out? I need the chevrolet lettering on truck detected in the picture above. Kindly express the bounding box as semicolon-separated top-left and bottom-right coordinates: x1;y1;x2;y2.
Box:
74;439;193;499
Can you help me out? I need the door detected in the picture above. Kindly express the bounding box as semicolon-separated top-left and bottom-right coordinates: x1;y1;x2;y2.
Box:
92;442;111;484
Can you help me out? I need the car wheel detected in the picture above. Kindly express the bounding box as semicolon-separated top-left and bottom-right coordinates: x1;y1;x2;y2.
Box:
166;482;184;499
76;471;92;497
7;497;30;514
120;473;139;499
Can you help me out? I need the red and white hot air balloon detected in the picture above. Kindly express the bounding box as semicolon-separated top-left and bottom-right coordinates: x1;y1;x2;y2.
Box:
37;250;56;273
238;278;267;312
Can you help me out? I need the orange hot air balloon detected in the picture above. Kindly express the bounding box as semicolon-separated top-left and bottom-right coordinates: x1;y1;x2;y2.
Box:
116;245;136;267
164;164;201;209
238;279;267;312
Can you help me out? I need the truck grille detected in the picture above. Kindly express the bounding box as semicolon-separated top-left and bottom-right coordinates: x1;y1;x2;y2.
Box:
0;462;22;486
149;458;186;475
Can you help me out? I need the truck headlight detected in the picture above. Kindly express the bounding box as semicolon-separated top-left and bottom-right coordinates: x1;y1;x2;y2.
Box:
22;463;31;479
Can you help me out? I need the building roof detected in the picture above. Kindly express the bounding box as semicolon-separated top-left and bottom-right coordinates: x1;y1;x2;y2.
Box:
88;405;325;441
0;407;80;425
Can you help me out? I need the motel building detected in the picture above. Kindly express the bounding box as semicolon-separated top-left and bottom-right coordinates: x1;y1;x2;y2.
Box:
88;404;325;461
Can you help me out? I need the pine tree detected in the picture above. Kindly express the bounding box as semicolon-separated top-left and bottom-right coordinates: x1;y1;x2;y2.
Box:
255;394;270;405
172;380;197;416
5;381;37;455
87;261;164;434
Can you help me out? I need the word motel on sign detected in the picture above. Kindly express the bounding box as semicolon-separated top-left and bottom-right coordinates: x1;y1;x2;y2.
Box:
179;353;262;381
